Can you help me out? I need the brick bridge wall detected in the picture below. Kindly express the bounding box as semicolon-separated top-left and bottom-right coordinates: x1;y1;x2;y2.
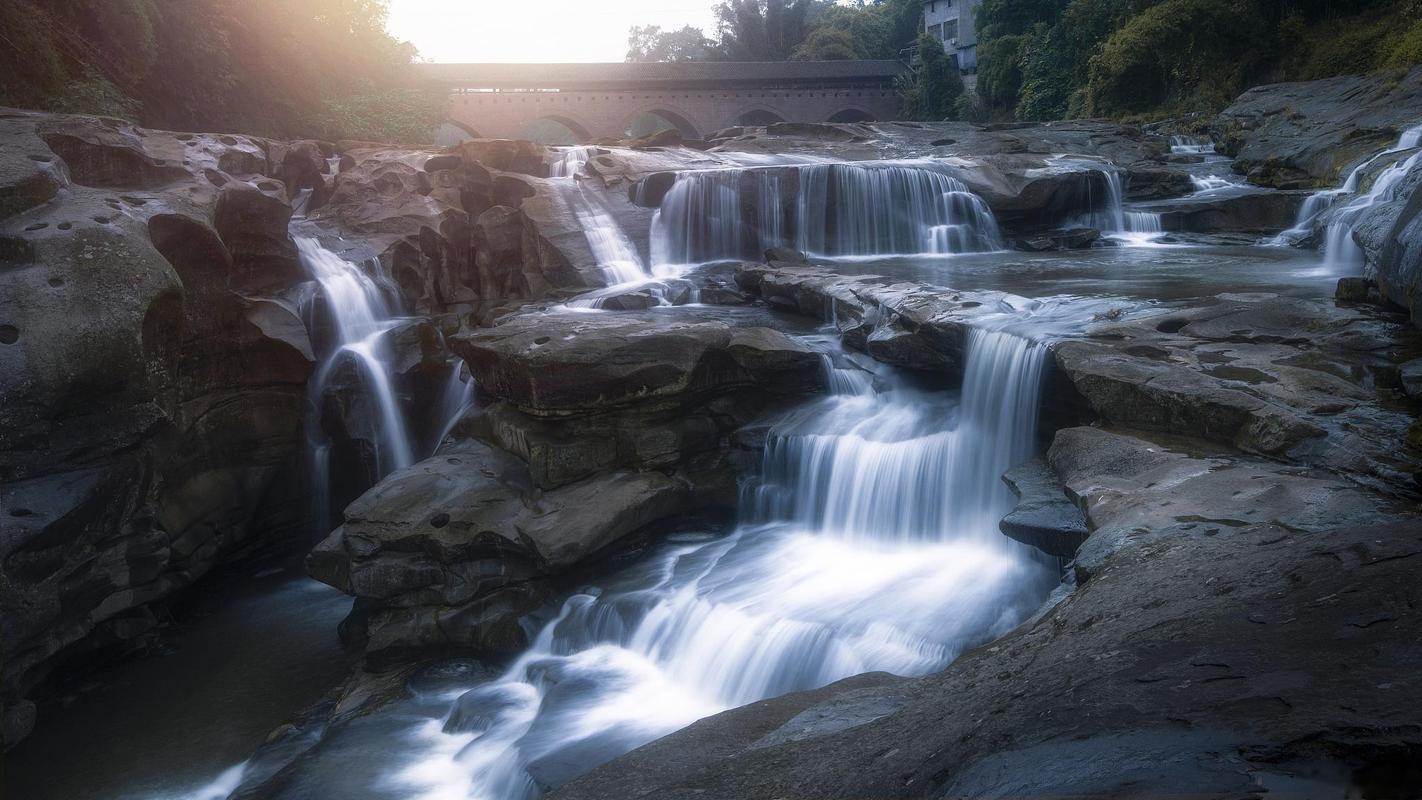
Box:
443;86;898;141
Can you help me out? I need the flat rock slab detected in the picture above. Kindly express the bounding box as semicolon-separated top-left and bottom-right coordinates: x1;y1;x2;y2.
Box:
452;310;826;413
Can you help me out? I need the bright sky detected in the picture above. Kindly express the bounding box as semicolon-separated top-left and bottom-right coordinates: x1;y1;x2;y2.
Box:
386;0;718;63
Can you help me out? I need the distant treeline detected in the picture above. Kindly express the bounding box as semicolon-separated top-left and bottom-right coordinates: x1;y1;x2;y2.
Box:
0;0;441;141
628;0;1422;121
977;0;1422;120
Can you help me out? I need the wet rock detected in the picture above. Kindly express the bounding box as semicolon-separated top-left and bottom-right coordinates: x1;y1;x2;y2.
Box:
1136;189;1309;233
998;458;1088;558
0;110;319;748
213;180;302;291
1213;65;1422;188
307;438;705;661
1053;340;1325;456
1015;227;1100;251
453;312;824;413
1351;154;1422;327
1047;427;1387;579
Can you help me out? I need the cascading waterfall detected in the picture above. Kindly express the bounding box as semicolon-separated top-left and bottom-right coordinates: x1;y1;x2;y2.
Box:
1094;167;1163;239
1318;123;1422;271
1169;135;1215;155
297;237;471;529
1273;123;1422;253
387;324;1057;800
648;161;1003;267
550;146;647;285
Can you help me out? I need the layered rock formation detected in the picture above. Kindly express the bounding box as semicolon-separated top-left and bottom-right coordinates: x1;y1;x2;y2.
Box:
1213;65;1422;188
0;110;314;747
551;264;1422;800
307;309;827;663
0;109;609;747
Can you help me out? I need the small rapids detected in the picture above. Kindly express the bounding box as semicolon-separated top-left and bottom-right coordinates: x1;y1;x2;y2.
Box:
380;324;1059;800
1272;122;1422;265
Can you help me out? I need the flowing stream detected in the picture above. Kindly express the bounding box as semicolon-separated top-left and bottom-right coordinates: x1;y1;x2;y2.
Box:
1274;122;1422;262
5;138;1367;800
377;320;1059;800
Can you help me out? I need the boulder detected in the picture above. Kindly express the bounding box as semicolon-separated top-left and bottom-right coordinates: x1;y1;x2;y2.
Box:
1134;189;1310;233
452;312;825;414
0;110;318;748
1213;65;1422;188
307;438;702;661
1351;156;1422;327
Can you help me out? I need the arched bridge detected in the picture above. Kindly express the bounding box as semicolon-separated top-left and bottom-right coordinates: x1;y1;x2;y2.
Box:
414;61;906;145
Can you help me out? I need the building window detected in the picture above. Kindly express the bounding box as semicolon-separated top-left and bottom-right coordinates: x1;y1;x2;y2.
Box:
943;19;958;42
928;23;942;40
929;2;935;12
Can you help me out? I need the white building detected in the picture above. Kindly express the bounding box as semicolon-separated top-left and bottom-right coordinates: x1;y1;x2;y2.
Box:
922;0;979;72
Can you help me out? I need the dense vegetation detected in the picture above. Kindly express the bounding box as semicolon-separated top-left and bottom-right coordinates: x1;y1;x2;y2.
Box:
628;0;1422;122
977;0;1422;120
0;0;440;142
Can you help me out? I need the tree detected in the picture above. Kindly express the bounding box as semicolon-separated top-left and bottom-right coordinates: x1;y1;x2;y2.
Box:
626;25;715;62
899;33;964;120
713;0;831;61
793;27;860;59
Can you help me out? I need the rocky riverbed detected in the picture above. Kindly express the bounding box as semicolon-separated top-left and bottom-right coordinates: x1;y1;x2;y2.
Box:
3;66;1422;800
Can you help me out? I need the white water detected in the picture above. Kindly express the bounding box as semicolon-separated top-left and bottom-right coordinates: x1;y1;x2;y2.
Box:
1273;123;1422;258
1053;159;1164;244
648;161;1002;267
551;146;648;286
1318;123;1422;272
1169;135;1216;156
297;237;471;526
383;326;1058;800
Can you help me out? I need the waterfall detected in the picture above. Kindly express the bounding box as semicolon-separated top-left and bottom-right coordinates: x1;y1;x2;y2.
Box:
388;325;1057;800
1094;168;1163;239
1169;135;1215;155
297;237;470;530
550;146;647;285
1273;123;1422;253
647;161;1002;267
1318;124;1422;272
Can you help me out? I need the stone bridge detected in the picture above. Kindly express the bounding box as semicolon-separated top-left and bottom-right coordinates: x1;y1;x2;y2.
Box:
415;61;906;144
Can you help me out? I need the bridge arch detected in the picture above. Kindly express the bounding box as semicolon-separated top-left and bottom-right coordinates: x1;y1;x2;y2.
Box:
627;107;702;140
434;120;482;146
518;114;594;145
735;107;786;126
826;106;877;123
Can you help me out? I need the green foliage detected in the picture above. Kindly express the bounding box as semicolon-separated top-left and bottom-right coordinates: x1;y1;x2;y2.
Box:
976;33;1026;109
0;0;427;140
1083;0;1268;116
313;88;445;144
713;0;832;61
626;25;716;62
790;0;923;59
793;27;861;59
975;0;1422;121
899;34;965;120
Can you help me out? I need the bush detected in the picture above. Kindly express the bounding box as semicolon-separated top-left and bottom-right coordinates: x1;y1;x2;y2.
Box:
1084;0;1268;116
976;33;1026;110
899;34;965;120
313;88;445;145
